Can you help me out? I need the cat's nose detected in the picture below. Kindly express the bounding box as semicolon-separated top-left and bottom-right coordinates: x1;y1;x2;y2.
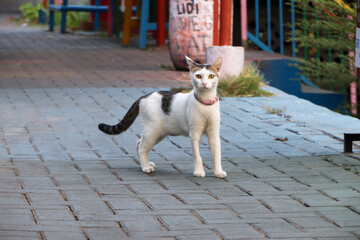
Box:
202;82;207;87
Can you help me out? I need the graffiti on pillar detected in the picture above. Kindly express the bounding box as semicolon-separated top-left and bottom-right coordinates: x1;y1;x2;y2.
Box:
169;0;214;70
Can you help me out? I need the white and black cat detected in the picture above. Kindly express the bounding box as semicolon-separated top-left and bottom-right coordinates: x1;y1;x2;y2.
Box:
98;56;226;178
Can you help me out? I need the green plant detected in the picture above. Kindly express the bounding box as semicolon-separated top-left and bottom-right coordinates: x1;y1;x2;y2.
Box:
19;2;45;23
171;65;272;98
289;0;357;114
264;106;286;114
66;11;90;29
217;65;272;97
19;2;90;30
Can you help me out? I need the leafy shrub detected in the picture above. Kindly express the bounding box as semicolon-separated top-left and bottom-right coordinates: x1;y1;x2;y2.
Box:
19;2;90;29
290;0;358;115
19;2;45;23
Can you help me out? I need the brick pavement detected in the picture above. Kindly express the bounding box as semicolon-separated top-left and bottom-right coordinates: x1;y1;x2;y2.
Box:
1;18;360;239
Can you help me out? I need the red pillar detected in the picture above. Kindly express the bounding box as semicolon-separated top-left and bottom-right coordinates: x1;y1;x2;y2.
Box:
157;0;166;46
213;0;219;46
219;0;232;46
107;0;112;36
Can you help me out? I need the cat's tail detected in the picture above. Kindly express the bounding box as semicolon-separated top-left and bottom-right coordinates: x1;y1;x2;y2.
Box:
98;99;140;135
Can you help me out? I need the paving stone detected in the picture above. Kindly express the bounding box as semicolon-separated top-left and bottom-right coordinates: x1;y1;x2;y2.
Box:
142;195;186;210
27;191;65;205
215;224;264;239
121;216;165;233
260;196;309;213
0;213;35;225
44;230;85;240
160;215;203;230
196;209;240;224
129;182;169;195
292;193;342;207
0;193;28;205
287;217;336;228
176;193;219;205
322;189;360;199
253;218;303;234
229;202;273;215
318;208;360;227
35;208;75;221
84;227;127;240
0;230;41;240
104;196;149;210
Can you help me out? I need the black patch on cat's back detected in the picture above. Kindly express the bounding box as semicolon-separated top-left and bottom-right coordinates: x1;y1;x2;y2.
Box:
158;91;177;115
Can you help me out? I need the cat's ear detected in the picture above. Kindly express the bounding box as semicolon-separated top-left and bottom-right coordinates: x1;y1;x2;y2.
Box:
211;57;222;73
185;55;196;66
185;55;200;72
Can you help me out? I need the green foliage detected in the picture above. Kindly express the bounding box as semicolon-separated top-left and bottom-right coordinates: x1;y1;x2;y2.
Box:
19;2;90;30
171;65;272;98
264;106;286;114
289;0;356;89
19;2;45;23
66;11;90;29
217;65;272;97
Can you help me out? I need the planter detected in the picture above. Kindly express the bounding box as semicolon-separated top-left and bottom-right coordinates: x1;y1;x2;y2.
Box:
169;0;214;70
206;46;244;77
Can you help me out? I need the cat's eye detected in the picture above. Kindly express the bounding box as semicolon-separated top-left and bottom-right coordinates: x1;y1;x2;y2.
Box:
208;74;215;79
195;74;202;79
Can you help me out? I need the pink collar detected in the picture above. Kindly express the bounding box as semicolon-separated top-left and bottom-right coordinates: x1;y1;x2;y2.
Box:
194;92;218;106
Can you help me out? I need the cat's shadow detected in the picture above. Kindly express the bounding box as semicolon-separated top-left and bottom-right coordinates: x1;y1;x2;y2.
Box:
111;166;225;180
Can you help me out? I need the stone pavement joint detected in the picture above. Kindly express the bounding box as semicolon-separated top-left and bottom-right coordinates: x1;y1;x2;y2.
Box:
0;18;360;239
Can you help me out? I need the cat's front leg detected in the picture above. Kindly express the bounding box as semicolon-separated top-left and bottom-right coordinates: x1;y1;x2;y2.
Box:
207;129;227;178
191;138;205;177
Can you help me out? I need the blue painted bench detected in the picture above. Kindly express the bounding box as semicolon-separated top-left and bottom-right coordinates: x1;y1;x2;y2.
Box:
48;0;108;33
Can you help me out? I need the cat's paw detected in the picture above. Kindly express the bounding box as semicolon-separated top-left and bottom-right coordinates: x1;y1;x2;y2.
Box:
193;170;206;177
142;162;155;174
214;170;227;178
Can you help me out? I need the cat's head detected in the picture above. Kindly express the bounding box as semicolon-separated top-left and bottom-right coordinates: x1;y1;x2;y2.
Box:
185;55;222;91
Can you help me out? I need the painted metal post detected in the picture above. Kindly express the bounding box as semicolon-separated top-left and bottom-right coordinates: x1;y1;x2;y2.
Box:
107;0;112;36
49;0;54;31
255;0;259;38
353;1;360;115
219;0;232;45
60;0;68;33
115;0;120;38
122;0;133;43
94;0;100;32
213;0;219;46
267;0;271;49
240;0;247;49
157;0;166;46
279;0;284;54
291;0;296;57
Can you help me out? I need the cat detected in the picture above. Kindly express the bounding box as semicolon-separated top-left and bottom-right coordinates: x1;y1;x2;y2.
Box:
98;56;226;178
